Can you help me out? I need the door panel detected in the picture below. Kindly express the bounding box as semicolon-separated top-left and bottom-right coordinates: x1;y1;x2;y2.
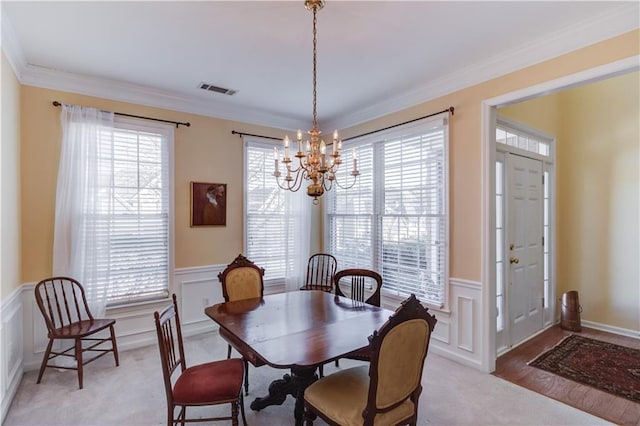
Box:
508;154;544;345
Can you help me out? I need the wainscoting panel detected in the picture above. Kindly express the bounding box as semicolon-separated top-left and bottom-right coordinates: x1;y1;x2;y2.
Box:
1;287;23;423
429;278;483;369
457;296;474;352
178;265;225;326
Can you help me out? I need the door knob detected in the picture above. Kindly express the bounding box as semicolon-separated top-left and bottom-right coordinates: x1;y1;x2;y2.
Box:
510;257;520;264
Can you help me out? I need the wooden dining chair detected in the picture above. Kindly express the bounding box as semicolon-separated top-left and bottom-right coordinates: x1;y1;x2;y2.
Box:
300;253;337;292
218;253;265;394
34;276;119;389
334;268;382;307
304;294;437;426
154;294;246;426
331;268;383;372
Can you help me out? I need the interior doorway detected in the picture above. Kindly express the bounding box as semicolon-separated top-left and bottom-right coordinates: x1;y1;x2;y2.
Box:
482;56;639;372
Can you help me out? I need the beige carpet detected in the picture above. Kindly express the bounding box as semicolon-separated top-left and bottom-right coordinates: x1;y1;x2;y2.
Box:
4;332;611;426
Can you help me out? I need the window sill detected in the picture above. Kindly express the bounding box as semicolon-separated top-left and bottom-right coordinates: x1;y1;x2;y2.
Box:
106;296;171;315
381;293;450;315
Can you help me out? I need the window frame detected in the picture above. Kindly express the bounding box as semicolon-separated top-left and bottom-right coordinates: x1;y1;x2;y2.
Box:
243;137;299;288
324;114;450;309
104;116;175;307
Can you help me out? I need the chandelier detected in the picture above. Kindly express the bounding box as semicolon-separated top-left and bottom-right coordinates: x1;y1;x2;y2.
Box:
273;0;359;203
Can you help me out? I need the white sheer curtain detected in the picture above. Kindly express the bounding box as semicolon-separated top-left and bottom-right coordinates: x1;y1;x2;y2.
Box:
284;188;311;292
53;104;115;318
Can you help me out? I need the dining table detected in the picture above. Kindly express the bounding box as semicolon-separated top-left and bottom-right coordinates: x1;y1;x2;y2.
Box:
204;290;393;425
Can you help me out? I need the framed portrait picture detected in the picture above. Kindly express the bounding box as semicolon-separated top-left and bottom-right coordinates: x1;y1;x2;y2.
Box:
191;182;227;227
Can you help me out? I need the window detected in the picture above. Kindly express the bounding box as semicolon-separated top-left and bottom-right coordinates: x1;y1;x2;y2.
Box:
244;138;309;285
326;115;449;307
496;119;550;157
100;119;172;305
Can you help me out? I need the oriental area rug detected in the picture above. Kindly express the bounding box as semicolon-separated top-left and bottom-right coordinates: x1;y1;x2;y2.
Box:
528;334;640;402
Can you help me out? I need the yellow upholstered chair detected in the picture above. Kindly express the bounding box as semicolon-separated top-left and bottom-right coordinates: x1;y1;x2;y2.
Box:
217;253;265;394
304;294;437;426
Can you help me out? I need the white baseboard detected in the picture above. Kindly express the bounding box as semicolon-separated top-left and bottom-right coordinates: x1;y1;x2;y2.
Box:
582;320;640;340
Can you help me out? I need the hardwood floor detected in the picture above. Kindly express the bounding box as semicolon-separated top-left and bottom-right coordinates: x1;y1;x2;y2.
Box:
493;325;640;426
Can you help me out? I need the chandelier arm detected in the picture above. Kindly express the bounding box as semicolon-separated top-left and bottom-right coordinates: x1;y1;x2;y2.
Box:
333;174;359;190
322;174;334;192
276;173;303;192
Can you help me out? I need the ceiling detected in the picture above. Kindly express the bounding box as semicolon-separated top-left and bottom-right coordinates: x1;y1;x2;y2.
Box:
2;1;638;131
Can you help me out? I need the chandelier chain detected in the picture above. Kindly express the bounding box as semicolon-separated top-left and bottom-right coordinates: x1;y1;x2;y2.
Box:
312;6;318;130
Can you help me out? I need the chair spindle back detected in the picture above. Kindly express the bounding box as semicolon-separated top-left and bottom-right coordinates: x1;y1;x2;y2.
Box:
35;277;93;333
304;253;337;291
154;294;187;383
334;268;383;307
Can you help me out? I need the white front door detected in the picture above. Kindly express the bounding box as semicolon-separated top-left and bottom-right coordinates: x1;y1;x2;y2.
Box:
507;153;544;345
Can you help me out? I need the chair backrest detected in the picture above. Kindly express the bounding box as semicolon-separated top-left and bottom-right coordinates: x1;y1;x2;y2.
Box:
217;254;265;302
34;277;94;332
304;253;337;291
334;268;383;307
364;294;437;424
154;293;187;405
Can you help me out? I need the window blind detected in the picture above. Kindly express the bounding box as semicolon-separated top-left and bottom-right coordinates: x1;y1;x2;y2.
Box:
96;120;171;305
327;115;449;306
245;140;295;283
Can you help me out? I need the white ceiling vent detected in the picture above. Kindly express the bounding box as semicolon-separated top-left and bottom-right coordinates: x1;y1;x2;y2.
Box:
199;82;237;96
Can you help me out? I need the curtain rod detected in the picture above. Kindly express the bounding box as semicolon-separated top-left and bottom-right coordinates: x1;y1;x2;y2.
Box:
231;106;454;142
343;106;453;141
52;101;191;128
230;130;282;141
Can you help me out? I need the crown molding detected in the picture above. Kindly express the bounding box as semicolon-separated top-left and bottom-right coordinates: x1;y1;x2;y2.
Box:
323;3;640;130
3;3;638;132
1;9;26;79
17;64;305;130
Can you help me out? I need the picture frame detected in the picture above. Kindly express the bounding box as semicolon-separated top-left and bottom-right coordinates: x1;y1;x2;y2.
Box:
190;182;227;227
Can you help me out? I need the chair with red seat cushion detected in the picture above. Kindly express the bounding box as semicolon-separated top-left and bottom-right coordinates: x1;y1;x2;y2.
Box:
154;293;246;426
34;276;119;389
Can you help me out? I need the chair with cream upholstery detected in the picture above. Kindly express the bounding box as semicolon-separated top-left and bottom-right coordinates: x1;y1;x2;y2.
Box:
304;294;437;426
217;253;265;395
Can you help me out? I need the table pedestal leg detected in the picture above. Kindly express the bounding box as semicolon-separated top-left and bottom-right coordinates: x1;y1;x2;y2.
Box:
250;365;318;425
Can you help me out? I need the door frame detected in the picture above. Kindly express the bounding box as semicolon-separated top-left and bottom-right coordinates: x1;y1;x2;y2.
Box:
480;55;639;373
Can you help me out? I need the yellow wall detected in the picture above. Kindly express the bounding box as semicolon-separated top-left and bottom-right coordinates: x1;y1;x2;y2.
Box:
19;87;287;283
1;52;22;299
499;72;639;331
498;92;563;136
341;29;639;283
559;72;639;329
11;28;640;328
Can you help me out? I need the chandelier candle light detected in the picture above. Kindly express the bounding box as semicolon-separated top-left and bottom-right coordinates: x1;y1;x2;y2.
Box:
273;0;359;203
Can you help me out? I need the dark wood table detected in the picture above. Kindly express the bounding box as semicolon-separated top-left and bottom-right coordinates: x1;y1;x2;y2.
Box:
205;290;392;425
